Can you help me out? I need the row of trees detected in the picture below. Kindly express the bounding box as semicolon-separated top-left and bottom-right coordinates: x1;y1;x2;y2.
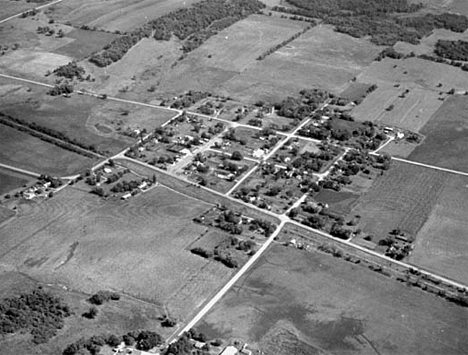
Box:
0;113;99;158
89;0;265;67
435;39;468;61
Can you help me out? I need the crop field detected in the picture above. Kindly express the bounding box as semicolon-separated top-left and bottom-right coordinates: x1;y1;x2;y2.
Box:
351;85;444;132
197;243;468;355
46;0;202;32
351;162;446;245
0;0;42;20
409;0;468;15
218;25;381;103
53;28;119;60
379;140;419;158
408;95;468;172
410;173;468;285
0;125;96;176
0;169;32;195
0;185;235;320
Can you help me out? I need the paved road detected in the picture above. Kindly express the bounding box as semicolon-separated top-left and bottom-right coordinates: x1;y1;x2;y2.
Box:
0;0;64;25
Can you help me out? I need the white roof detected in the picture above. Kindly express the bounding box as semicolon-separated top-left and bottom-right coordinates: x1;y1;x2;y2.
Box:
220;346;238;355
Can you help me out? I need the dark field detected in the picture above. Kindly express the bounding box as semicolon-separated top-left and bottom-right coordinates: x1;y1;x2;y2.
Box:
0;170;31;195
198;243;468;355
54;29;119;60
409;95;468;173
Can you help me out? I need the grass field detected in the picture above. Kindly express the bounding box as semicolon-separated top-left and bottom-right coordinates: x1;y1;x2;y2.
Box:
0;169;31;195
54;28;119;60
218;24;381;103
0;0;46;21
46;0;202;32
410;173;468;285
0;270;165;355
0;79;131;155
152;14;307;97
0;125;96;176
197;243;468;354
351;162;446;244
351;85;444;132
408;95;468;172
358;57;468;93
0;185;235;321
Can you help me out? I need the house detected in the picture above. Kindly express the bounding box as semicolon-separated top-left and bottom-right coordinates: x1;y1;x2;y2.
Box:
384;126;394;132
194;341;206;349
43;182;51;189
138;181;148;190
252;148;266;159
180;148;192;156
396;132;405;139
121;193;132;200
138;147;145;152
23;191;35;199
220;346;238;355
103;167;112;174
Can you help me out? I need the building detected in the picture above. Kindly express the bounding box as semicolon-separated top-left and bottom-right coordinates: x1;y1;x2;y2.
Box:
220;346;238;355
121;193;132;200
103;167;112;174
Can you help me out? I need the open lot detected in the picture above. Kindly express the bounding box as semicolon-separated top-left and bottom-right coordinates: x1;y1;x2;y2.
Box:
46;0;202;32
410;173;468;285
351;162;446;246
0;185;234;320
408;95;468;173
218;24;381;103
197;243;468;355
0;125;96;176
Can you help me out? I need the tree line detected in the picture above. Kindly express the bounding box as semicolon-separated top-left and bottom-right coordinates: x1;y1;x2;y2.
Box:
272;0;468;46
89;0;265;67
0;288;72;344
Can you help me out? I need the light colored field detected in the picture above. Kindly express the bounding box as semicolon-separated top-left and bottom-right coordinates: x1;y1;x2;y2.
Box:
352;162;446;242
0;49;72;77
411;173;468;285
198;243;468;355
0;185;234;319
409;95;468;172
0;124;96;176
358;57;468;92
218;24;382;103
46;0;201;32
379;140;418;158
155;14;307;96
352;85;444;131
409;0;468;15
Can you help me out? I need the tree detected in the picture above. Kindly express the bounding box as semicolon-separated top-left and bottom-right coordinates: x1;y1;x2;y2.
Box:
231;150;243;161
83;306;98;319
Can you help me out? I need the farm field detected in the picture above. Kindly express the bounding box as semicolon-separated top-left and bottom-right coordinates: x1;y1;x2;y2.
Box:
45;0;202;32
197;243;468;355
218;25;382;103
0;125;96;176
408;95;468;172
153;15;307;96
0;271;165;355
351;84;444;132
0;168;33;195
410;173;468;285
0;0;43;21
351;162;446;246
0;184;235;320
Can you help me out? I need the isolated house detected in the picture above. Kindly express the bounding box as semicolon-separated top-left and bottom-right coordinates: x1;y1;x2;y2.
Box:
220;346;238;355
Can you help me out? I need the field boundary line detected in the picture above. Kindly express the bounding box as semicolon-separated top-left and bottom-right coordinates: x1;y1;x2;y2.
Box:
391;157;468;177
